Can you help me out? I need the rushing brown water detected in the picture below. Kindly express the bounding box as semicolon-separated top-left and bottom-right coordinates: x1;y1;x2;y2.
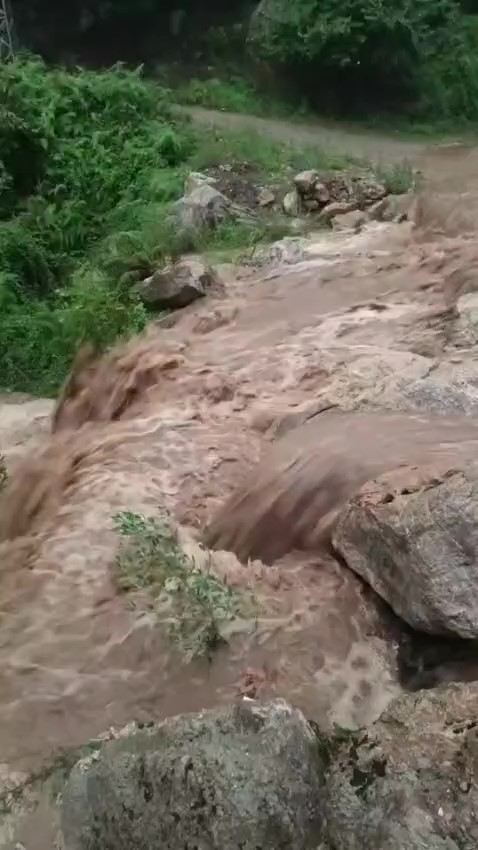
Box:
2;136;478;797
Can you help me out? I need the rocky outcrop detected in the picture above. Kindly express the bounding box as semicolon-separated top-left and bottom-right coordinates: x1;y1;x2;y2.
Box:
61;699;325;850
5;687;477;849
323;682;478;849
283;170;388;223
333;464;478;638
135;258;222;309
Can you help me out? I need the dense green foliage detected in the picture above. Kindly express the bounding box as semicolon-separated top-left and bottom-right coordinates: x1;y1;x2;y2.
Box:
0;58;191;393
249;0;478;120
0;57;352;396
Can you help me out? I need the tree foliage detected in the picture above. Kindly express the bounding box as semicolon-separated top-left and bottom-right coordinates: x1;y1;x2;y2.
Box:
249;0;478;115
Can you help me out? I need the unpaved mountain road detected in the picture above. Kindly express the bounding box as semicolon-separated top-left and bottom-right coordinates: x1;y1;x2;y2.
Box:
179;104;477;172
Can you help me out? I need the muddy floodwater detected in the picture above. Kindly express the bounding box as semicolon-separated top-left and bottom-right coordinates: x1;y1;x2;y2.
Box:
2;132;478;787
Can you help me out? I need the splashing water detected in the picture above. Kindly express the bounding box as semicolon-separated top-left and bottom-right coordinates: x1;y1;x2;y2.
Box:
2;144;478;778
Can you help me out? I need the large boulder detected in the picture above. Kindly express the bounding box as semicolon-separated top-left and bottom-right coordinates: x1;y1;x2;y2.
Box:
61;699;325;850
323;682;478;849
135;258;222;310
174;183;230;233
333;464;478;638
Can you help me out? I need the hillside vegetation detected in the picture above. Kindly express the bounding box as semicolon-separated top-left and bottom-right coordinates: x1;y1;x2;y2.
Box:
12;0;478;127
0;58;352;395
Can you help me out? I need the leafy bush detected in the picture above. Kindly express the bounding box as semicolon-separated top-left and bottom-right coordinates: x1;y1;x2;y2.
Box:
114;511;253;661
0;58;193;392
249;0;478;120
0;56;360;395
0;270;147;394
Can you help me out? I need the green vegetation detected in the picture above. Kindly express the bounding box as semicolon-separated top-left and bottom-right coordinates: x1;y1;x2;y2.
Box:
170;1;478;133
11;0;478;130
174;76;304;118
114;511;255;661
249;0;478;127
0;57;357;397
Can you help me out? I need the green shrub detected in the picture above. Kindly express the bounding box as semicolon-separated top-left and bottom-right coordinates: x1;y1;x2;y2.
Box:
0;56;361;396
114;511;254;661
249;0;478;122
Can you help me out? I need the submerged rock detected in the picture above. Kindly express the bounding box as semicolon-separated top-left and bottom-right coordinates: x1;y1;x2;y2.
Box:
61;699;325;850
323;682;478;849
334;464;478;638
332;209;366;231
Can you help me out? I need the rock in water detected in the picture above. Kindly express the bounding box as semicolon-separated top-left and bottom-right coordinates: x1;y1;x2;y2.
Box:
135;259;222;309
333;465;478;637
323;682;478;849
204;411;478;565
61;699;325;850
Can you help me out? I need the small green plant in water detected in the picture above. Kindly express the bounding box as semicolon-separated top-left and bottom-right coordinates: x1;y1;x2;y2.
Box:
114;511;252;661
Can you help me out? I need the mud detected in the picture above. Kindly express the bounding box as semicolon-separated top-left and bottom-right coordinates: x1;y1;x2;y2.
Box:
2;132;478;795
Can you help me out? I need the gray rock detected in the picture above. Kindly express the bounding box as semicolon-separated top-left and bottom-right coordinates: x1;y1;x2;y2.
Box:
314;181;331;204
61;699;325;850
294;169;319;196
457;292;478;343
184;171;217;195
204;409;478;564
267;236;306;265
283;190;300;216
323;682;478;849
332;210;366;231
257;187;275;207
319;201;358;225
333;464;478;637
367;193;414;223
354;176;387;204
135;259;221;309
174;184;230;233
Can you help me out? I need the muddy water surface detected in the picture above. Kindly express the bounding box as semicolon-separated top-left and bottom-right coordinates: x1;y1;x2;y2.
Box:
2;133;478;794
